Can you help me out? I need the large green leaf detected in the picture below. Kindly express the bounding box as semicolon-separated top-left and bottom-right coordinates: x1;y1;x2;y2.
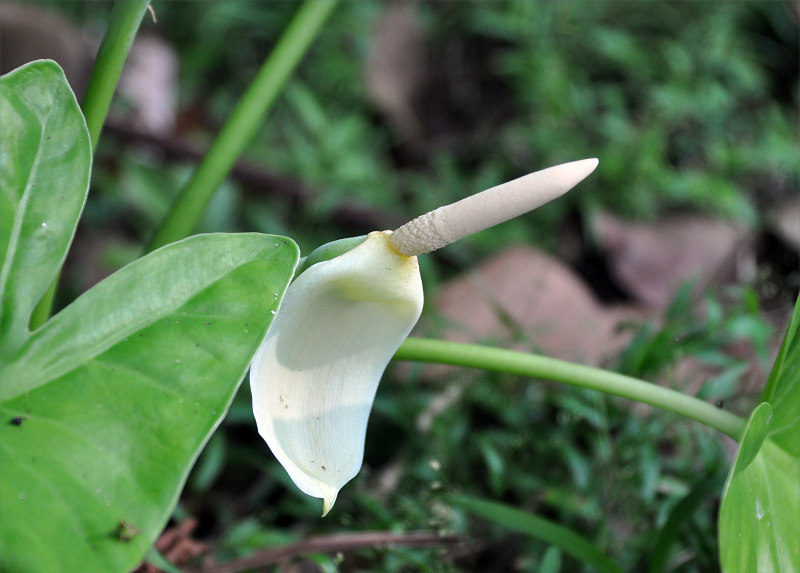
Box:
719;296;800;572
0;234;298;573
0;60;91;353
0;59;300;573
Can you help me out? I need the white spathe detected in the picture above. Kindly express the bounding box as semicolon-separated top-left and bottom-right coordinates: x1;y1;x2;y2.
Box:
250;231;423;515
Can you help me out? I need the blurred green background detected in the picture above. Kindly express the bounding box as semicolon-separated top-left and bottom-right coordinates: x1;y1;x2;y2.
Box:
3;1;797;571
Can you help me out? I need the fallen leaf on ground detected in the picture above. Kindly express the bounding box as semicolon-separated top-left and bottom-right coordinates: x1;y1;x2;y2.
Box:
365;2;426;146
428;245;639;368
593;212;753;310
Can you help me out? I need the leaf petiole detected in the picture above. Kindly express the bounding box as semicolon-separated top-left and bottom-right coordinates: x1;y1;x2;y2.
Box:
395;337;746;440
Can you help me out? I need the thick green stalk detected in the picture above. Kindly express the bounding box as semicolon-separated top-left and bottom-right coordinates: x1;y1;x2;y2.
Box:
82;0;151;149
146;0;338;252
395;338;746;440
29;0;150;330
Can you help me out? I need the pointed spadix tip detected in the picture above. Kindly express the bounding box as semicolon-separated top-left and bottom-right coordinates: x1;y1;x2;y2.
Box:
583;157;599;172
571;157;599;179
553;158;598;189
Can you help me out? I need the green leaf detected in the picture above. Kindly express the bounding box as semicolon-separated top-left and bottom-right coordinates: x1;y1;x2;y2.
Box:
0;60;91;352
0;58;300;573
718;295;800;573
0;233;298;573
718;404;799;572
758;295;800;459
448;495;623;573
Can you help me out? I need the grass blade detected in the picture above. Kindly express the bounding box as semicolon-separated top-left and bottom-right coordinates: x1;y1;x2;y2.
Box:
448;495;622;573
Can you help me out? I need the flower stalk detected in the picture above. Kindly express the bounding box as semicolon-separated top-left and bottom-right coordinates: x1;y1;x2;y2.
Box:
395;338;746;441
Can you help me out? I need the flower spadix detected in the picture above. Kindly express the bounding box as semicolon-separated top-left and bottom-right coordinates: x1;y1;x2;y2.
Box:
251;158;598;515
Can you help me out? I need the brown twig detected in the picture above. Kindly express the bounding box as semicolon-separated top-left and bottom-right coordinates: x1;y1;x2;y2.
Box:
134;519;206;573
188;530;462;573
102;117;405;233
104;117;313;205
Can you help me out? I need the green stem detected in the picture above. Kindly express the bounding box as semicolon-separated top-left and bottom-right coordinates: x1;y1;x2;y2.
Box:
29;0;150;331
82;0;151;150
146;0;338;252
395;338;746;441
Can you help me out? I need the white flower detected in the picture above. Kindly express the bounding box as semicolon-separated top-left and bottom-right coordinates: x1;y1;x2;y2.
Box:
250;158;598;515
